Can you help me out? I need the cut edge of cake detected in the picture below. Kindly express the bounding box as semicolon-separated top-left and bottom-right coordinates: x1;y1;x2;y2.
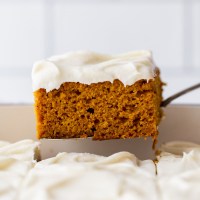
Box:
32;51;163;141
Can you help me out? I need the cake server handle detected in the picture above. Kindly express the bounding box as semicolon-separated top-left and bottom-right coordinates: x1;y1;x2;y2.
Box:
161;83;200;107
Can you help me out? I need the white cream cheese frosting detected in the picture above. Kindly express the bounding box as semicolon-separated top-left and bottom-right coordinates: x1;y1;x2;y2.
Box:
157;141;200;176
157;150;200;177
32;50;156;92
0;159;33;200
35;151;156;175
0;140;39;200
159;141;200;156
0;141;10;148
0;139;40;162
3;139;200;200
19;152;158;200
156;141;200;200
158;168;200;200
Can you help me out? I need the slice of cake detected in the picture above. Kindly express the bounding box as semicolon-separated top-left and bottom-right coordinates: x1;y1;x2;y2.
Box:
32;50;163;140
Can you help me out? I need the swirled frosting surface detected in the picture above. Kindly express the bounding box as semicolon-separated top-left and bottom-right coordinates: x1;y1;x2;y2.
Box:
19;152;157;200
157;141;200;200
32;50;156;92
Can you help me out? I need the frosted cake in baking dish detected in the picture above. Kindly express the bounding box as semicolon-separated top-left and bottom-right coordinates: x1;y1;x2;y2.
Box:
32;50;163;140
1;140;200;200
19;152;157;200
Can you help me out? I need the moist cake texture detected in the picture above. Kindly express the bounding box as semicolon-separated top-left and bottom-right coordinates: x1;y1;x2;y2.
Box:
32;51;163;140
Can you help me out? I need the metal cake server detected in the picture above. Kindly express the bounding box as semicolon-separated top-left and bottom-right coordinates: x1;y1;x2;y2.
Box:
161;83;200;107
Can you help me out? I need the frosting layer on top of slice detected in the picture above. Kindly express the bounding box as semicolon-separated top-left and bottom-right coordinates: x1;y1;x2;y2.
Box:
32;50;156;92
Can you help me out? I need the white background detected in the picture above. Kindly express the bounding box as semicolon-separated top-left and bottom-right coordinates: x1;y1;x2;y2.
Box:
0;0;199;104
